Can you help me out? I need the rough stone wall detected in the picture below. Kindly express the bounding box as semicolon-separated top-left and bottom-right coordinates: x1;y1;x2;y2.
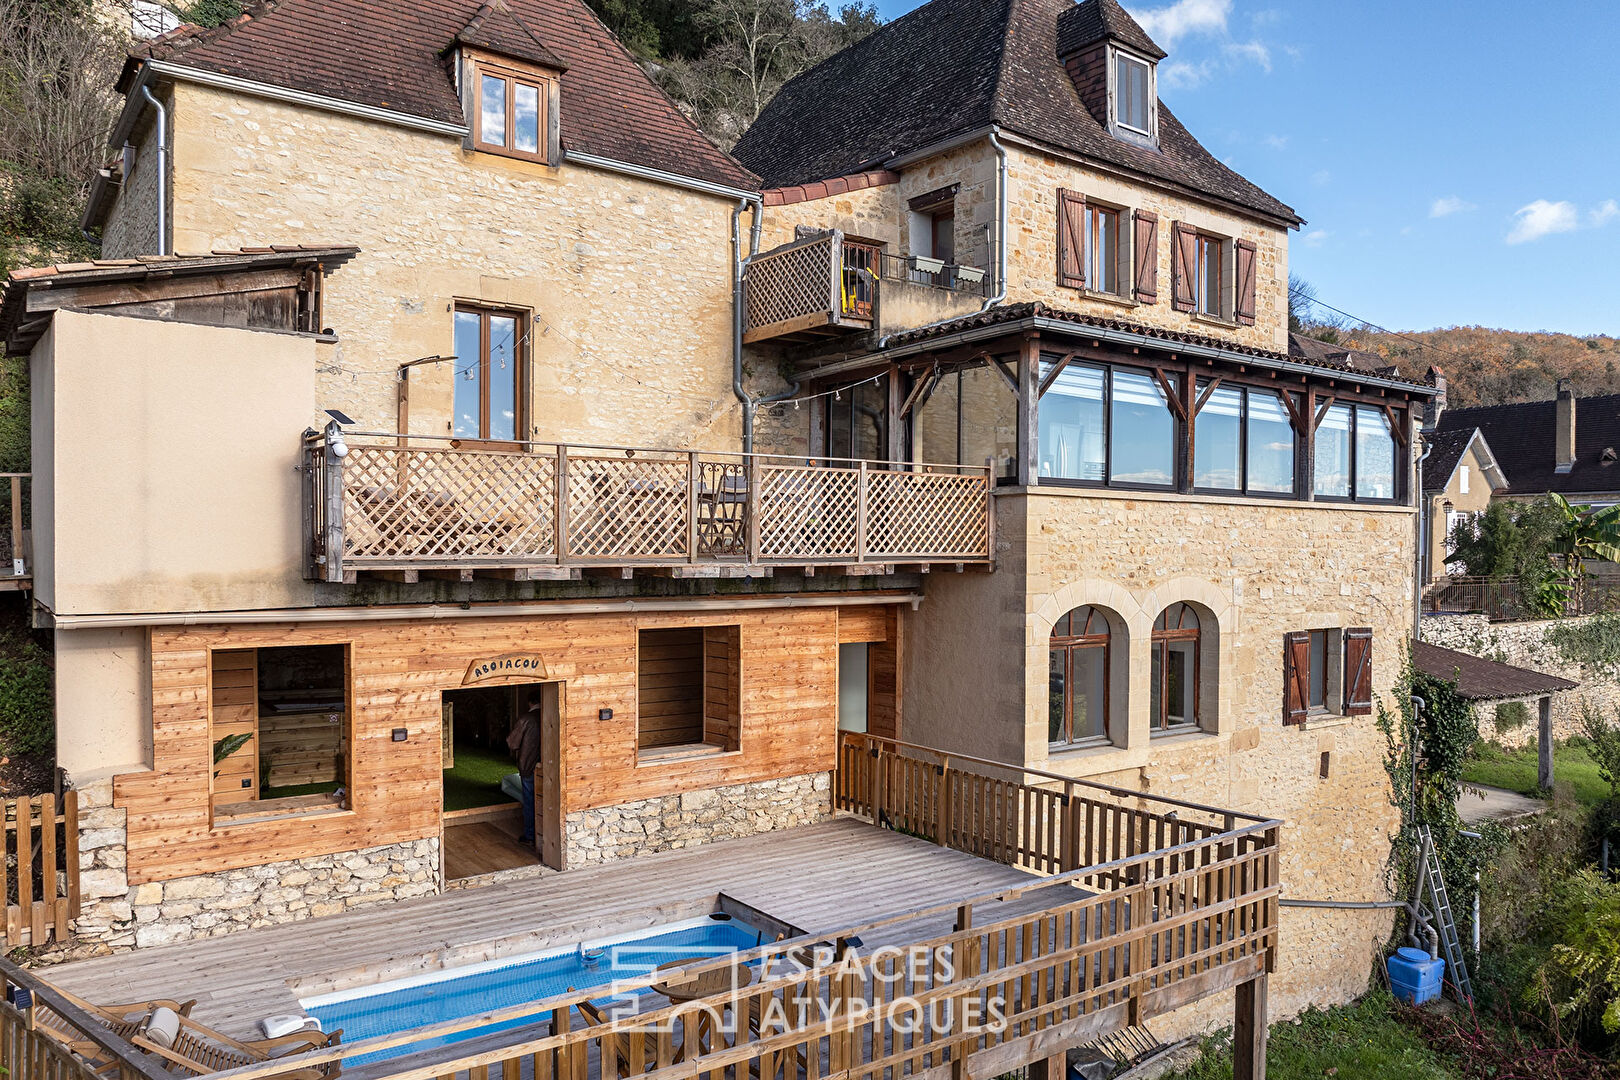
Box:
1420;612;1616;744
904;488;1416;1031
564;772;830;868
66;779;439;958
161;81;747;451
99;101;165;259
1005;145;1289;353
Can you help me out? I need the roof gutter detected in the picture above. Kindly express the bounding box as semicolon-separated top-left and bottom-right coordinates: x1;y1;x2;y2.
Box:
564;151;759;203
45;590;922;630
818;314;1437;396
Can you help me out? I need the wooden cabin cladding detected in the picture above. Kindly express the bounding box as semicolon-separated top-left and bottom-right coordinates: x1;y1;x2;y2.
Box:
114;602;903;884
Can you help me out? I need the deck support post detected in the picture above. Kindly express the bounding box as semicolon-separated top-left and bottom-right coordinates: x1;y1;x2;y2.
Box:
1233;973;1268;1080
1027;1052;1067;1080
1538;695;1553;791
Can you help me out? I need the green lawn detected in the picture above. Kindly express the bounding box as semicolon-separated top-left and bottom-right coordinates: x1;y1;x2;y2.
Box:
1463;741;1613;808
1174;994;1461;1080
443;742;519;812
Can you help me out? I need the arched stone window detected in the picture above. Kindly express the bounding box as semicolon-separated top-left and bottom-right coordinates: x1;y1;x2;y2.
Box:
1151;602;1202;732
1049;605;1112;746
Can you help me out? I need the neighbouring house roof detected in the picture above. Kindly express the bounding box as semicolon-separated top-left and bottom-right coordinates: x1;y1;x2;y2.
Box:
1437;393;1620;498
730;0;1299;225
117;0;754;191
1;245;358;355
1422;427;1507;495
1287;332;1397;376
1411;640;1578;701
865;302;1438;392
761;170;900;207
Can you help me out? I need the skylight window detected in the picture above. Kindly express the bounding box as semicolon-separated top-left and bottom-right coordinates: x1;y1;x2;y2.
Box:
1115;53;1152;134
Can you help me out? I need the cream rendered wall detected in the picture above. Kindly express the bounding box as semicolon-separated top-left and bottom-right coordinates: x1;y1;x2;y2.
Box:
1427;440;1494;581
163;81;747;451
905;488;1414;1029
55;627;150;780
33;310;319;616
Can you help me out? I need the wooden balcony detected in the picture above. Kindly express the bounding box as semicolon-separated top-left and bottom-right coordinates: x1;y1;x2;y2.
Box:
743;230;877;344
27;733;1280;1080
304;433;994;582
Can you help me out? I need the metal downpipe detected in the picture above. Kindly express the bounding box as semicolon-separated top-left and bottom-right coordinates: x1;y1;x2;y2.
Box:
139;84;168;256
733;196;798;454
980;128;1008;311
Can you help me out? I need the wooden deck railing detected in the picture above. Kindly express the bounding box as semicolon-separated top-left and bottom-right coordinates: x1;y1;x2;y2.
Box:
3;793;79;948
0;953;172;1080
743;230;875;343
49;740;1279;1080
304;431;993;581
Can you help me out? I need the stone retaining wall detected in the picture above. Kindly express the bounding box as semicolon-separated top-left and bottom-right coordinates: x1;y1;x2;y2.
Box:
564;772;831;868
1421;612;1620;746
62;777;440;960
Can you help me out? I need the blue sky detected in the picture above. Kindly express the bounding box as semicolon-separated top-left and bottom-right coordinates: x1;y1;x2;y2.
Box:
868;0;1620;336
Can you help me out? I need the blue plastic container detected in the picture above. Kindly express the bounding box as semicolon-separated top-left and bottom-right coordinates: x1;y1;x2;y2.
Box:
1388;947;1445;1004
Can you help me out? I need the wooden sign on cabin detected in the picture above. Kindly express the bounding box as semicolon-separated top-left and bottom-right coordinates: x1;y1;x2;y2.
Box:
463;653;549;685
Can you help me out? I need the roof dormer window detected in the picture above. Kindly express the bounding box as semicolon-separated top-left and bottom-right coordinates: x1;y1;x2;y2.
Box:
1109;47;1157;146
470;56;556;163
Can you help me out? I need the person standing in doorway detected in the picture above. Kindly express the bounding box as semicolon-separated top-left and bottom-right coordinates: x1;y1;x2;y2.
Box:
506;689;543;847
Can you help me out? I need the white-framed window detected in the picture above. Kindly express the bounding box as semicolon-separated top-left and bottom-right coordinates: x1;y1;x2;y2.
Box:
1459;464;1470;494
1114;52;1153;134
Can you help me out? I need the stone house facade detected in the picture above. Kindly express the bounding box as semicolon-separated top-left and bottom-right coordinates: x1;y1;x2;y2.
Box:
11;0;1435;1062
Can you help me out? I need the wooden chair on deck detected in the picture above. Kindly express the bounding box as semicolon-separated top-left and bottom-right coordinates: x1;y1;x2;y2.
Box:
575;997;685;1078
130;1016;342;1079
34;995;197;1077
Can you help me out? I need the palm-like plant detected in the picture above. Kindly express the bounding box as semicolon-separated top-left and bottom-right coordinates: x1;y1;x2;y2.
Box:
1545;493;1620;613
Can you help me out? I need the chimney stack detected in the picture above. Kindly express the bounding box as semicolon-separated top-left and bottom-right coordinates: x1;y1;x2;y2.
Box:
1556;379;1577;474
1423;367;1447;430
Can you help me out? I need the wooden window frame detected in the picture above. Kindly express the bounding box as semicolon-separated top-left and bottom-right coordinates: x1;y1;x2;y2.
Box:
1049;606;1112;747
453;303;529;447
1085;203;1126;298
1194;233;1226;319
635;625;743;763
468;54;559;165
1109;46;1158;143
1150;603;1201;734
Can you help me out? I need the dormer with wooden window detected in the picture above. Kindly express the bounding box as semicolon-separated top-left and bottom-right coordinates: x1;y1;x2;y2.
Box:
1056;0;1165;150
451;1;566;166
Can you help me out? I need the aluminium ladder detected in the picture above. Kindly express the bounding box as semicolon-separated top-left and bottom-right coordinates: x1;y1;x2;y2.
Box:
1415;824;1473;1002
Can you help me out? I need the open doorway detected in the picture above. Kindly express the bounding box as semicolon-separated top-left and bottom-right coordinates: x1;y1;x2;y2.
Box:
441;681;562;880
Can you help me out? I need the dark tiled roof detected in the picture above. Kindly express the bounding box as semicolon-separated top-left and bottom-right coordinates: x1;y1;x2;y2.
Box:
875;302;1437;391
731;0;1297;224
1437;394;1620;497
455;0;569;70
1288;332;1397;376
127;0;754;190
2;245;359;355
1421;428;1478;494
1412;640;1578;701
1055;0;1164;61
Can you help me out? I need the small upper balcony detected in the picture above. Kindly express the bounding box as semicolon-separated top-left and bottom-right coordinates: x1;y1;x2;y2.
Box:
743;230;988;346
303;430;995;583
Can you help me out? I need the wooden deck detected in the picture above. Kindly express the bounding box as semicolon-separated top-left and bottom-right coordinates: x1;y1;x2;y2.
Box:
47;818;1054;1041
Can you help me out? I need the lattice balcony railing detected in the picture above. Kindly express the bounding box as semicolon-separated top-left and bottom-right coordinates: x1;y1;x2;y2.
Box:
303;430;993;580
742;230;876;343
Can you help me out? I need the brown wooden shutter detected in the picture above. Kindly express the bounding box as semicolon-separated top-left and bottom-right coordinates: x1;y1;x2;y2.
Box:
1171;222;1197;312
1234;239;1258;325
1133;210;1158;304
1283;631;1311;725
1057;189;1086;289
1343;627;1374;715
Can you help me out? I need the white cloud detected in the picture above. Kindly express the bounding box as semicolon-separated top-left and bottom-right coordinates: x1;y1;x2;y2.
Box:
1507;199;1580;244
1591;199;1619;227
1223;40;1272;72
1132;0;1231;46
1302;229;1330;248
1429;196;1476;219
1159;59;1214;89
1311;169;1332;186
1263;133;1288;150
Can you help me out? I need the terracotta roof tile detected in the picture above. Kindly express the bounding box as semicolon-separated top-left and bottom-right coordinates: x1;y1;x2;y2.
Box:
761;169;899;206
126;0;754;190
732;0;1298;224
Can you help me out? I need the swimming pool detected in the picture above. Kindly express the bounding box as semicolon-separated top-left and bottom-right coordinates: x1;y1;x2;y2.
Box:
302;915;766;1065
